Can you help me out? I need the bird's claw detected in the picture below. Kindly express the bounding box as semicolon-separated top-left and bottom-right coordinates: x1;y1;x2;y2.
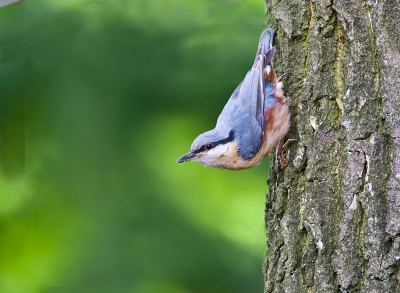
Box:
278;138;298;169
277;72;290;82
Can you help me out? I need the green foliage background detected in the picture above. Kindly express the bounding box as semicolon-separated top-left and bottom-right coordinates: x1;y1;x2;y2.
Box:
0;1;270;292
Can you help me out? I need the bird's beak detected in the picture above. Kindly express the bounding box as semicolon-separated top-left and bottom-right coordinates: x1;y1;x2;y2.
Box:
176;152;197;163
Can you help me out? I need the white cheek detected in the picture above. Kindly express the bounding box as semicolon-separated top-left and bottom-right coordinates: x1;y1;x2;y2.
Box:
207;144;229;158
197;144;230;167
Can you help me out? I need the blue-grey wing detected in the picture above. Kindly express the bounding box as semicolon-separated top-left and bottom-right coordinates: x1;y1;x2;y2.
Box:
216;58;265;160
215;29;276;161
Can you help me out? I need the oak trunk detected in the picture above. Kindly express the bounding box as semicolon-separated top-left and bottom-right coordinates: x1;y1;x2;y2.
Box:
263;0;400;292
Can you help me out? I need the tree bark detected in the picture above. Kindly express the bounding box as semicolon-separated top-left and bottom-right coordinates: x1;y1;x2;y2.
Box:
263;0;400;292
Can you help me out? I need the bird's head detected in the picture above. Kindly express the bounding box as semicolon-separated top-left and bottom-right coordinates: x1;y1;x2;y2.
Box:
176;129;236;168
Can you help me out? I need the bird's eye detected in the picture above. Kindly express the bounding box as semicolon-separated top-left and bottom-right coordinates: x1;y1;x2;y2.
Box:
205;143;213;150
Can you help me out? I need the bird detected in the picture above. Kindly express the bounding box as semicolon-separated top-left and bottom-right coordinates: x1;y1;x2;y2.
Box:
176;28;296;170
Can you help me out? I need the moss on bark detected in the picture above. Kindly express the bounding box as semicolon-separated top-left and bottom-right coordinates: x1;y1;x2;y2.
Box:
263;0;400;292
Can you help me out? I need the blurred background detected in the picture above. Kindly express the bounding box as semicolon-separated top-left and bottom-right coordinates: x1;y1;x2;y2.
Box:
0;1;271;292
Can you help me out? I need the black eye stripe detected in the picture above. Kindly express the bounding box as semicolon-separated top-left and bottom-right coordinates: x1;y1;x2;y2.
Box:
213;130;235;147
193;130;235;154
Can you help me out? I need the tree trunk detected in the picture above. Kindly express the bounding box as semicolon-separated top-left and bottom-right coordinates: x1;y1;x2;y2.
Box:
263;0;400;292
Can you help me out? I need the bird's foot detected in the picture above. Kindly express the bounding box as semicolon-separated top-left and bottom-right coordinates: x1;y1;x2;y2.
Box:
278;138;298;169
277;72;290;82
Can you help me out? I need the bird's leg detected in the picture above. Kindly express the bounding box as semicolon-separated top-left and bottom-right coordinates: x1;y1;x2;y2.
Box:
276;72;290;90
277;72;290;82
278;138;298;169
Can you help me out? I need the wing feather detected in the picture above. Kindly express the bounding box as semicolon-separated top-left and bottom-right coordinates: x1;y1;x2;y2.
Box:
215;31;277;161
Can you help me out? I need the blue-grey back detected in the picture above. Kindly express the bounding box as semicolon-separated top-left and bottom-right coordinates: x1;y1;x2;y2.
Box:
214;29;276;160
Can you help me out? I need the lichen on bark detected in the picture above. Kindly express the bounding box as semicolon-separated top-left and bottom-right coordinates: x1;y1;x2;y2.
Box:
263;0;400;292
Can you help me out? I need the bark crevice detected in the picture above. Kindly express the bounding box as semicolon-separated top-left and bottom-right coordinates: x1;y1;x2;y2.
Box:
263;0;400;292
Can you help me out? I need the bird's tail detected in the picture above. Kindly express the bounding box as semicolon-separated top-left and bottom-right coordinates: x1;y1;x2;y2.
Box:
253;28;275;68
259;28;274;55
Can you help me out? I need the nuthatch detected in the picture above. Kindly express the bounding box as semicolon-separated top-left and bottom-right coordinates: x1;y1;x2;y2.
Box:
177;29;296;170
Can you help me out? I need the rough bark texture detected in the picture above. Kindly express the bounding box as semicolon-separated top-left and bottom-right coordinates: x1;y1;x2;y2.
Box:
263;0;400;292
